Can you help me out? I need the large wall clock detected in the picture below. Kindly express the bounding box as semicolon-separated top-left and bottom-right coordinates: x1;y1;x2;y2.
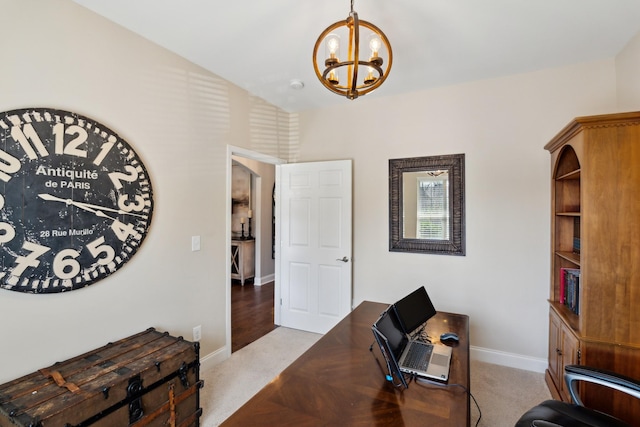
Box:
0;108;153;293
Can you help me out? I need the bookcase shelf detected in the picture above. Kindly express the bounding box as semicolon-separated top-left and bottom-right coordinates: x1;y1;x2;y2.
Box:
544;112;640;425
555;251;580;266
549;301;580;330
556;169;580;181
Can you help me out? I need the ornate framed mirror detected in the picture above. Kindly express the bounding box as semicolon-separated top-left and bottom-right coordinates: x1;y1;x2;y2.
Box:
389;154;465;255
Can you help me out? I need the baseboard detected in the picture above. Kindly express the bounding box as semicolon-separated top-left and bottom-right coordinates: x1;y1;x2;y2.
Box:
200;346;228;372
470;345;547;373
253;273;274;287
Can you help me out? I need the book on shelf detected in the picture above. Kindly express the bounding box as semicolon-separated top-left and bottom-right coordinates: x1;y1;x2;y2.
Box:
559;267;580;315
573;217;580;254
559;268;566;304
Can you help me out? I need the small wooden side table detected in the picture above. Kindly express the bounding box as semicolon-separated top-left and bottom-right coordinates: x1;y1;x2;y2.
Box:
231;239;255;285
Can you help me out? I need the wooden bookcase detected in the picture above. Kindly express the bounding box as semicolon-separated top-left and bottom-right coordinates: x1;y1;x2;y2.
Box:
544;112;640;424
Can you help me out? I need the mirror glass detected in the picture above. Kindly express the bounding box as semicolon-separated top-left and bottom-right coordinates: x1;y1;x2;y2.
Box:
402;169;449;240
389;154;465;255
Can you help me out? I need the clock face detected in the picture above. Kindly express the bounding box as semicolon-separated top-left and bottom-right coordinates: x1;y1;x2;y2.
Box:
0;108;153;293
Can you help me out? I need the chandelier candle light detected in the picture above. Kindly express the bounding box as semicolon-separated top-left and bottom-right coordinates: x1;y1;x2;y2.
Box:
313;0;392;99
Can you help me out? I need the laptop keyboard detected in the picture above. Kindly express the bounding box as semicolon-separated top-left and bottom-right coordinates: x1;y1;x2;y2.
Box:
404;342;433;371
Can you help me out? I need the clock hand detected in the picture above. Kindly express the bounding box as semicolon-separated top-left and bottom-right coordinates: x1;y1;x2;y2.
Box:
38;193;119;221
73;201;147;218
37;194;147;218
39;194;143;241
38;193;68;203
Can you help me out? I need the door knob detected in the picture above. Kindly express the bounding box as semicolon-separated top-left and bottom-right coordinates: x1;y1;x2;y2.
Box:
336;256;350;263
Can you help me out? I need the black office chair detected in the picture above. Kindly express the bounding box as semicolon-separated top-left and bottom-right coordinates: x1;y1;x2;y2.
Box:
515;365;640;427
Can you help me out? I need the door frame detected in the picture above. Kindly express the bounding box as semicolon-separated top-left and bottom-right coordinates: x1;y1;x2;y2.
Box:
225;145;286;358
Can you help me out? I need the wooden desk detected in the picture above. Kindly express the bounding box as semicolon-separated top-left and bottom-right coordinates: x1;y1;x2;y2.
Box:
222;301;470;426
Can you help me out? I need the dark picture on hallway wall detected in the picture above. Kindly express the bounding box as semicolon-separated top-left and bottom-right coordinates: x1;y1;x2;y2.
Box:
231;163;252;239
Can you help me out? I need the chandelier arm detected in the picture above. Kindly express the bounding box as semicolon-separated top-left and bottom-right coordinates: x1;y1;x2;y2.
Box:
322;61;384;81
324;63;384;91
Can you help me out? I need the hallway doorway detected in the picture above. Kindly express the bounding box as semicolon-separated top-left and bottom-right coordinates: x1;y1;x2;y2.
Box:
227;146;284;356
231;281;276;352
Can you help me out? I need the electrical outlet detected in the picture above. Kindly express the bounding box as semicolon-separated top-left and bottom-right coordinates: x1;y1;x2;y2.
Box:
193;325;202;341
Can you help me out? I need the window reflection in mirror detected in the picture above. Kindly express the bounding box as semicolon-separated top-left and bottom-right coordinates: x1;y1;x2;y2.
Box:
389;154;465;256
403;170;449;240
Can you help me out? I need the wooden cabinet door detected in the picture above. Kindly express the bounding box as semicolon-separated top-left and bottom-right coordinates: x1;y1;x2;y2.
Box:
559;324;580;402
548;308;581;402
548;311;562;384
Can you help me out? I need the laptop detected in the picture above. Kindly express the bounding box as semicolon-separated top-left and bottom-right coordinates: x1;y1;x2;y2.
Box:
392;286;437;339
372;306;452;383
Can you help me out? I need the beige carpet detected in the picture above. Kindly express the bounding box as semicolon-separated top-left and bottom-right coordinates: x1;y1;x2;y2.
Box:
470;359;551;426
199;327;551;427
200;327;322;426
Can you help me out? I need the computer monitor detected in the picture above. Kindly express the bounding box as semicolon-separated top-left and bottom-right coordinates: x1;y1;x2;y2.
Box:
392;286;437;336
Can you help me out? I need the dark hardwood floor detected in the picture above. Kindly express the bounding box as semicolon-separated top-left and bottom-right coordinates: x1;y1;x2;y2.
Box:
231;281;276;352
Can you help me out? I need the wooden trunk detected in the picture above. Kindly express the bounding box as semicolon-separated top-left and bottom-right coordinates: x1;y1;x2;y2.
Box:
0;328;202;427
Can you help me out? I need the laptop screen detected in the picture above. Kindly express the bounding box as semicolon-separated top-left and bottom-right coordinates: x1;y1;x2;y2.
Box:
392;286;437;335
372;308;409;388
373;308;407;359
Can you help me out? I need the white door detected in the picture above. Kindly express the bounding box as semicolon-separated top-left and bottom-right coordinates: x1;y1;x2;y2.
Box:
276;160;352;334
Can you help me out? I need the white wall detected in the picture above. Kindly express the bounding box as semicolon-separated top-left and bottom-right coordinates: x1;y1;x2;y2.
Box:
0;0;283;383
296;60;618;370
616;30;640;111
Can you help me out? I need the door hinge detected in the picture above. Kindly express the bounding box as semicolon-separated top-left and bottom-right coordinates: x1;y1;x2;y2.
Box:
280;298;283;306
577;348;582;364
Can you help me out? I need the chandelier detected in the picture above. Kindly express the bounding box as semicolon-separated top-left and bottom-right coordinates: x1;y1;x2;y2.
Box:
312;0;392;100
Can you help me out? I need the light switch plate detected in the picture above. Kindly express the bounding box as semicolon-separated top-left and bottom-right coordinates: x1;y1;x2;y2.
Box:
191;236;201;251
